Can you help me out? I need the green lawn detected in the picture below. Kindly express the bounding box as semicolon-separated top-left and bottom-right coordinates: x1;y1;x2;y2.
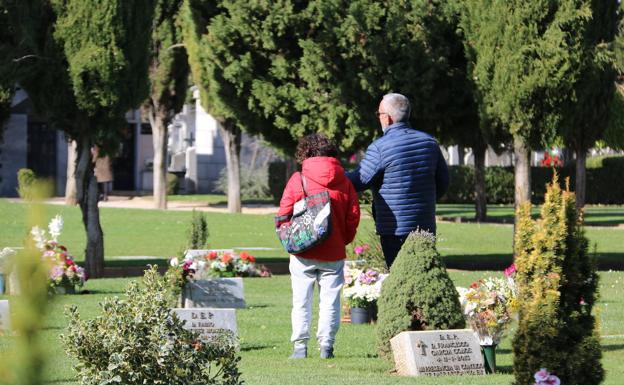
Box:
437;203;624;226
1;271;623;385
1;199;622;269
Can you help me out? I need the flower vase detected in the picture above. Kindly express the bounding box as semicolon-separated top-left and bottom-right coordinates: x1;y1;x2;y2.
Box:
54;284;76;295
481;344;497;374
350;307;371;324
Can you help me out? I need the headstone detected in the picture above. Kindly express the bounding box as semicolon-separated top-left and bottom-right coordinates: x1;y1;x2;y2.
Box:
0;300;10;333
184;249;234;259
390;329;486;376
182;278;246;309
172;308;236;343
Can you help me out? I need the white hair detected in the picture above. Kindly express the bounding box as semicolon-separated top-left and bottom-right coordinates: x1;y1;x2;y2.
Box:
382;93;411;123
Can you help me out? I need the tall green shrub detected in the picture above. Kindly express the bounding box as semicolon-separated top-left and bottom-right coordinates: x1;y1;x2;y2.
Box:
62;267;242;385
512;175;602;385
375;231;465;358
187;209;208;250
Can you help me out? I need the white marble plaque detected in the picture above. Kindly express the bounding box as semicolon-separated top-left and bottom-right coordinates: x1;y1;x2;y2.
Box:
390;329;485;376
182;278;246;309
172;308;237;342
0;300;10;332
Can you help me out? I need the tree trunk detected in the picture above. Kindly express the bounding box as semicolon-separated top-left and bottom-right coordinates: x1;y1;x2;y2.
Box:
473;144;487;222
575;149;587;210
64;140;78;205
514;138;531;207
512;138;531;256
457;145;465;166
75;135;104;278
147;105;168;210
219;120;242;213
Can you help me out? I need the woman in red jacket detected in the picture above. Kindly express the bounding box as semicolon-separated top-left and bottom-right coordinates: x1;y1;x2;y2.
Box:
276;134;360;359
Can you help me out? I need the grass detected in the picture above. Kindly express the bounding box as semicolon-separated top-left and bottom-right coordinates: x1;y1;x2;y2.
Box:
1;199;623;269
1;270;623;385
437;203;624;226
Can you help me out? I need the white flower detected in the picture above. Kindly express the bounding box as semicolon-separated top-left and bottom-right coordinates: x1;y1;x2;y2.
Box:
169;257;179;267
48;215;64;242
30;226;47;250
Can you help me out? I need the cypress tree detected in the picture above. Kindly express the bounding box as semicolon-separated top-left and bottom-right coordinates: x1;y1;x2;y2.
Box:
559;1;619;209
459;0;591;208
375;231;465;359
512;174;602;385
5;0;155;277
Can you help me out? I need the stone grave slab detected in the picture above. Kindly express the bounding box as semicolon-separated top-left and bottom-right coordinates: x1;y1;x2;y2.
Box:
0;300;10;333
390;329;485;376
182;278;246;309
172;308;237;343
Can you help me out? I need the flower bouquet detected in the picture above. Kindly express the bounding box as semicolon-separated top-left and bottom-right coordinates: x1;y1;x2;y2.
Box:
170;250;271;281
456;273;517;346
31;215;87;293
343;264;387;323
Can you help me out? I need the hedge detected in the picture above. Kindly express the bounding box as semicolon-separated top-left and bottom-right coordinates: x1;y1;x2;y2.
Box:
441;156;624;204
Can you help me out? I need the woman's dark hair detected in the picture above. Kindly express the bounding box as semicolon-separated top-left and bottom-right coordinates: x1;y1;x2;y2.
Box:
295;133;338;164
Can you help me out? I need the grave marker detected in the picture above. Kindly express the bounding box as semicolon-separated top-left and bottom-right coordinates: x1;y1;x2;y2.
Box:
182;278;246;309
390;329;486;376
172;308;237;343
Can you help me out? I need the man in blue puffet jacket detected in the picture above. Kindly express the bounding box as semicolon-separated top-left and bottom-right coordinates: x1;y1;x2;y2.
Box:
347;93;449;268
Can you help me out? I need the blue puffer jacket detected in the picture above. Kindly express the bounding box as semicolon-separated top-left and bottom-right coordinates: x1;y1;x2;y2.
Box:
347;122;449;235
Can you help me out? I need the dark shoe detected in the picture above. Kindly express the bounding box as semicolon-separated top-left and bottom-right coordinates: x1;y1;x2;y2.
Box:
320;346;334;359
289;346;307;359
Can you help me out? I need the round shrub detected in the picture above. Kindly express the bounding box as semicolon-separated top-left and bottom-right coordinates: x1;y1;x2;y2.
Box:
62;267;242;385
375;231;465;358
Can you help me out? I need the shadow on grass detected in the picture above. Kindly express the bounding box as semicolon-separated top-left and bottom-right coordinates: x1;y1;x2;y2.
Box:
241;343;272;352
442;253;624;271
601;344;624;352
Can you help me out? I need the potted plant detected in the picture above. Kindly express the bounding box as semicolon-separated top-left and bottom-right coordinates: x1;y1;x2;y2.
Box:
343;265;387;324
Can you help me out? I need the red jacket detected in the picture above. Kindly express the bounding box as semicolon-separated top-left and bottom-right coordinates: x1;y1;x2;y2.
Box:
277;157;360;261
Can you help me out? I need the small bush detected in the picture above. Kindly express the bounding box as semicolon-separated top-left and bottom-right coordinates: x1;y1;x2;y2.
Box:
513;175;602;385
375;231;465;358
442;160;624;205
62;267;242;385
268;161;287;204
215;167;271;200
17;168;36;200
166;172;180;195
187;209;209;250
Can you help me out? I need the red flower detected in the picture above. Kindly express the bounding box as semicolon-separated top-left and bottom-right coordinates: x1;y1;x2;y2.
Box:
239;252;250;261
248;255;255;263
59;245;67;251
206;251;218;260
470;281;479;289
66;259;75;266
221;253;232;264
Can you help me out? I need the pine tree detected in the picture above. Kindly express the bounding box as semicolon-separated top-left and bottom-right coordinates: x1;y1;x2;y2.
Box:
512;174;602;385
375;231;465;358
